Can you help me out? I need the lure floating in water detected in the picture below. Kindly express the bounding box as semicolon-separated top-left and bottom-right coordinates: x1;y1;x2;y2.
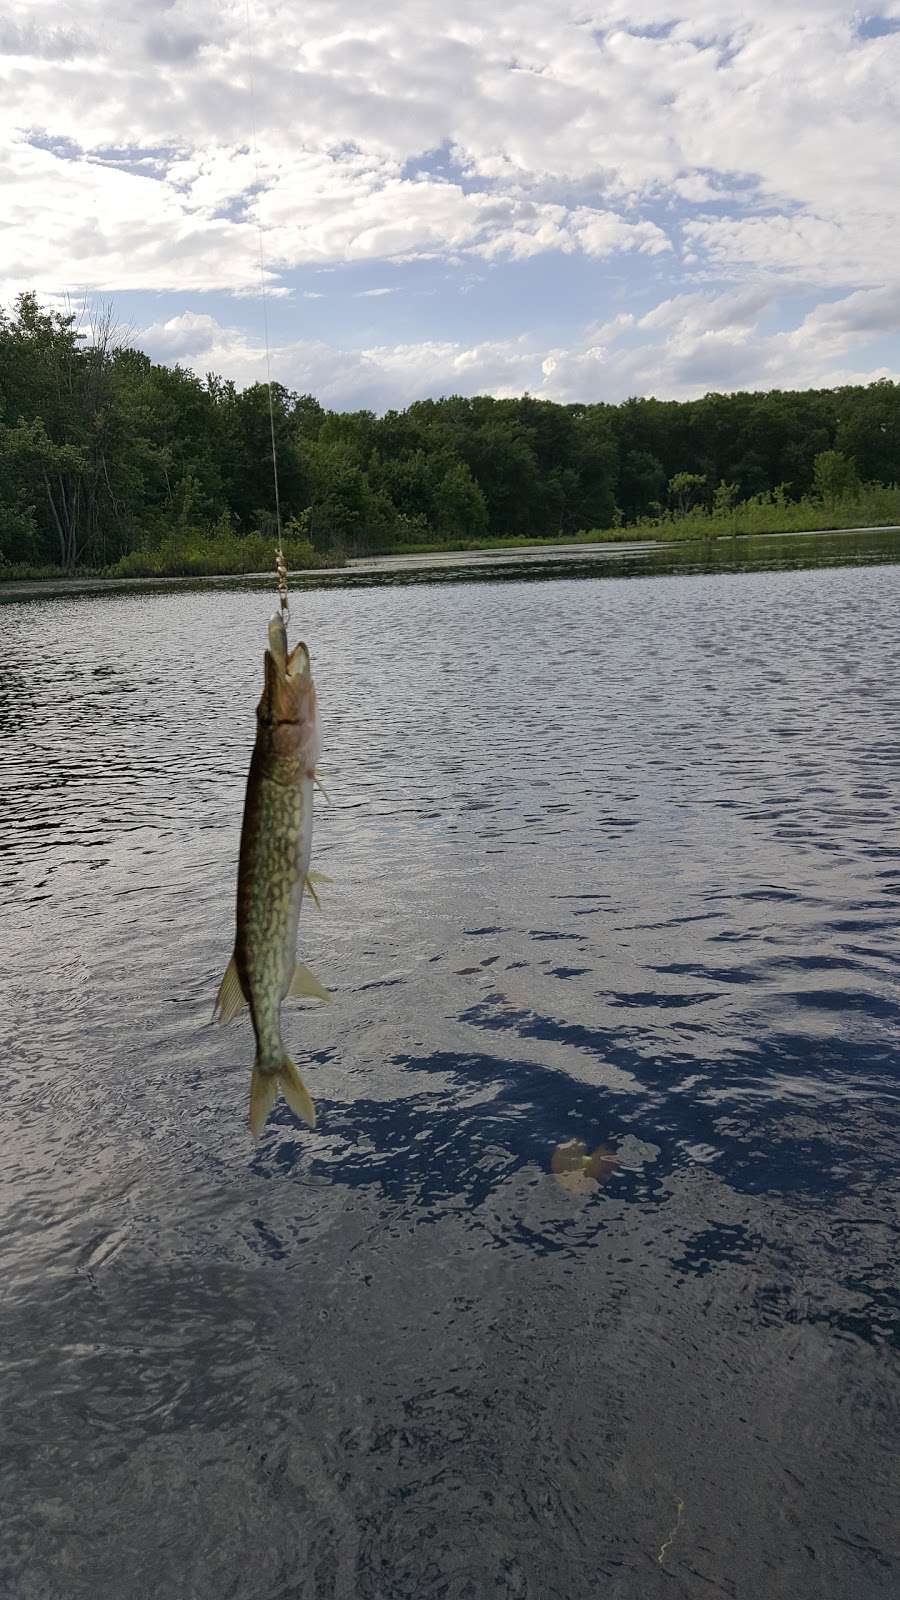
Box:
550;1138;619;1195
214;614;331;1137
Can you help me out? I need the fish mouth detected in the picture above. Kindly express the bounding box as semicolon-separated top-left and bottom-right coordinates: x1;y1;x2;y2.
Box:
267;613;289;667
260;613;313;725
267;614;310;679
288;642;310;678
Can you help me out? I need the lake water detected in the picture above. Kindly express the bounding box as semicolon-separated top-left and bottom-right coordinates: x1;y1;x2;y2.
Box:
1;562;899;1599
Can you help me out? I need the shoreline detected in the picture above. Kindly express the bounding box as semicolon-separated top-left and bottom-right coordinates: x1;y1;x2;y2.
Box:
2;523;899;602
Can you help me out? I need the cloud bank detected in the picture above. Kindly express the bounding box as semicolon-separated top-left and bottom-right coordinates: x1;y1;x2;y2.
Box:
3;0;899;403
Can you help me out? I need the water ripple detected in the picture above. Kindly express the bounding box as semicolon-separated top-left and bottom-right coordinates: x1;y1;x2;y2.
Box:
2;567;900;1595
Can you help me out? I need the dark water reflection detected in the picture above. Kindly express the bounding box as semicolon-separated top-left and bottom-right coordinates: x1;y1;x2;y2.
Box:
1;565;899;1597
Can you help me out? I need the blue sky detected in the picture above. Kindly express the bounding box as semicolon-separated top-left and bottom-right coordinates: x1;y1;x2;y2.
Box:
3;1;900;409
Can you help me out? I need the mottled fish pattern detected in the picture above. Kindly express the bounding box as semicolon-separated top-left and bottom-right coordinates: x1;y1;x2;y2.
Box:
213;616;330;1137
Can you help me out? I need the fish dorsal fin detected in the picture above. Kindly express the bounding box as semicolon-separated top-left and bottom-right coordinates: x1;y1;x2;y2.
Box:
288;961;333;1003
212;955;248;1023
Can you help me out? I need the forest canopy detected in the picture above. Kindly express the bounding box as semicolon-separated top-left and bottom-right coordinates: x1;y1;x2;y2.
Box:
1;292;899;573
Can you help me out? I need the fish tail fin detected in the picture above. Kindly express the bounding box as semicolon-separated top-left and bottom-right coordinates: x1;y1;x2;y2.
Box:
278;1059;317;1129
248;1057;316;1140
249;1067;279;1141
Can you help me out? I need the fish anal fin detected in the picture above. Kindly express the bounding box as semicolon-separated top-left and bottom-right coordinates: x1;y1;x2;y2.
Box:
288;961;333;1003
213;955;248;1023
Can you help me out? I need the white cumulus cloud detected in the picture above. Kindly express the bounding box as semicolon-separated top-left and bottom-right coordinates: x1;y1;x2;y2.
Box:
3;0;900;401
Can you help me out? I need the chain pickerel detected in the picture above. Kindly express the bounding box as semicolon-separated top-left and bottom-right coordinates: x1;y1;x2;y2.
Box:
213;615;331;1137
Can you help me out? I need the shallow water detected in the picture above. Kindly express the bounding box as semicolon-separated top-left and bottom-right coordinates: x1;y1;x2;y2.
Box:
1;565;899;1599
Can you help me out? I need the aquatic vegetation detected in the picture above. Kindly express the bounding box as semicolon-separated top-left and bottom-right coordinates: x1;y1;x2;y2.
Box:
620;481;900;543
378;486;900;557
110;530;332;580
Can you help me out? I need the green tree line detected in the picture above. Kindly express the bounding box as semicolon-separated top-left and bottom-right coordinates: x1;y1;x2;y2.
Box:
2;292;899;574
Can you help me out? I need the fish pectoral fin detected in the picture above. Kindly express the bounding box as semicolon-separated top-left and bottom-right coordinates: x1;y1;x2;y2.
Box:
303;870;335;909
212;955;248;1023
288;961;333;1003
314;774;332;803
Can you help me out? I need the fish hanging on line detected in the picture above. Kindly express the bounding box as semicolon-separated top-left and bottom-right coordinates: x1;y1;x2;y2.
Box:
213;612;332;1138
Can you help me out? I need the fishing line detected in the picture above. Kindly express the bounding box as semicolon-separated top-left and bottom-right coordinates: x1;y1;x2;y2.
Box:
243;0;289;625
